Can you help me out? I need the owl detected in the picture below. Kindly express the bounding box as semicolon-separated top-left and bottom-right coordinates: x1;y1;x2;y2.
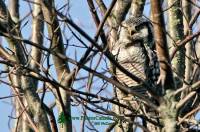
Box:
111;16;160;95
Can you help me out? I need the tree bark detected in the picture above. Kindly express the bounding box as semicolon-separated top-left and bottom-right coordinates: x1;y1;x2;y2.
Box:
151;0;178;132
0;0;51;131
167;0;185;88
8;0;24;131
130;0;146;17
40;0;72;131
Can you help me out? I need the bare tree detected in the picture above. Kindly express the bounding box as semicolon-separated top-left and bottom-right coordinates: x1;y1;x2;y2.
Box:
0;0;200;132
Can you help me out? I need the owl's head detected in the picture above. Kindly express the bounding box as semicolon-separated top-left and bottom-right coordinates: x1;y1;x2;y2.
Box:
118;17;154;49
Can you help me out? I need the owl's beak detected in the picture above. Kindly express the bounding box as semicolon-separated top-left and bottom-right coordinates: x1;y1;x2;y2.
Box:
129;28;136;36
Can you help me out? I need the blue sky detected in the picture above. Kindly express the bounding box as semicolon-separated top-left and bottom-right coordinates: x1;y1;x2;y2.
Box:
0;0;112;131
2;0;199;132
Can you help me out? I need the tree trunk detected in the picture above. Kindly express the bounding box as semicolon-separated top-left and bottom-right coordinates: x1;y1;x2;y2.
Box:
167;0;185;88
40;0;72;131
151;0;177;131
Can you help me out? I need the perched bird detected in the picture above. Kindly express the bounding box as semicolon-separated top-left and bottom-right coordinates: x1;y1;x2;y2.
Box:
111;16;160;95
111;16;161;132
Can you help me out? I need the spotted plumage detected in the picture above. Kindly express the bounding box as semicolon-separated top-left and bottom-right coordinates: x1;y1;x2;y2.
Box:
112;16;160;93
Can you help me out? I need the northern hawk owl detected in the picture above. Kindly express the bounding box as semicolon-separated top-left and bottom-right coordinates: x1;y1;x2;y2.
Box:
112;16;160;94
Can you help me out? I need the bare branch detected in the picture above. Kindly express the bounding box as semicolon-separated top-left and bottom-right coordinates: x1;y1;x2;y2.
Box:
30;0;44;70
